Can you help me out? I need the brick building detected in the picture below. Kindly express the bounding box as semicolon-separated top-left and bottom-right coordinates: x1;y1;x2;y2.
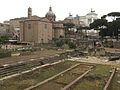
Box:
20;6;64;44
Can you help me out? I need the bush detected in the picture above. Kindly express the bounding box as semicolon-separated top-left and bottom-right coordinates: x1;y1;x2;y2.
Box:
68;42;76;49
62;44;69;49
0;51;11;58
55;39;64;47
54;39;76;49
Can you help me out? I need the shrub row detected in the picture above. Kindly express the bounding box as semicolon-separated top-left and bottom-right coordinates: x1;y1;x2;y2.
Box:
0;51;11;58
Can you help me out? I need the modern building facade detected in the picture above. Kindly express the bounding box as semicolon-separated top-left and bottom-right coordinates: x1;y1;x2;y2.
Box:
75;9;98;27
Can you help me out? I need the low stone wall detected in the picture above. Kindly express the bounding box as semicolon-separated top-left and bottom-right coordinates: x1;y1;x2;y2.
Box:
113;41;120;49
11;53;20;56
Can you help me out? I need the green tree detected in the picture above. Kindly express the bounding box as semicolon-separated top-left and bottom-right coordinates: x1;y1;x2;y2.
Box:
107;12;120;21
90;12;120;39
108;19;120;39
90;19;108;38
54;39;64;47
90;19;108;29
63;22;75;37
68;42;76;49
106;12;120;39
0;35;10;44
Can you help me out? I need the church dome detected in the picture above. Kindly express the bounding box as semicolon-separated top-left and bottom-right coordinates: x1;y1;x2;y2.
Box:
45;6;56;21
65;14;74;20
64;14;74;23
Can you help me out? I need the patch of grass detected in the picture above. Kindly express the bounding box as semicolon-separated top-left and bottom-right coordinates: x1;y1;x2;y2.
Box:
72;80;102;90
108;70;120;90
72;65;112;90
0;50;11;58
35;64;91;90
0;61;77;90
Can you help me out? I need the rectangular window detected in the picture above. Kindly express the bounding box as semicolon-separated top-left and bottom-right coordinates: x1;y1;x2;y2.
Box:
41;39;43;43
45;24;47;29
28;24;31;29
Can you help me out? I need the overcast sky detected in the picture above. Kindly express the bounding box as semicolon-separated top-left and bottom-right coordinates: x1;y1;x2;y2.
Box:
0;0;120;22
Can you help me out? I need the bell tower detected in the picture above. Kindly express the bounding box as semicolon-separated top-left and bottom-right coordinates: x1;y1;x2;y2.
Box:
28;7;32;19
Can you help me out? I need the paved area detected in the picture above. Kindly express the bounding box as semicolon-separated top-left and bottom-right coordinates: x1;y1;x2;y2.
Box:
68;56;120;68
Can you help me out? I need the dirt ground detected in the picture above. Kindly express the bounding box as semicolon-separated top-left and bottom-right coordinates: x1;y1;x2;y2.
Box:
0;47;119;67
0;49;66;66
